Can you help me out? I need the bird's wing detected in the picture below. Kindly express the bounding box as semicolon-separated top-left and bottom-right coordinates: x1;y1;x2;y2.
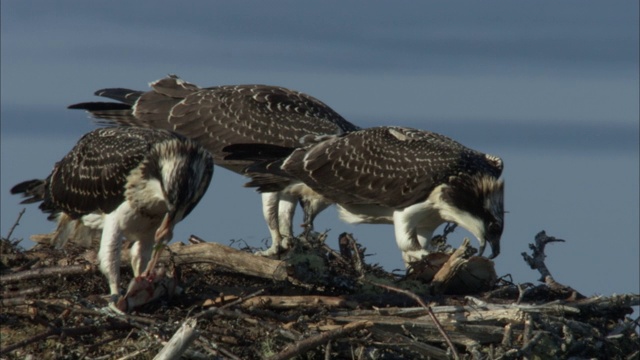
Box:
46;127;170;218
283;127;495;209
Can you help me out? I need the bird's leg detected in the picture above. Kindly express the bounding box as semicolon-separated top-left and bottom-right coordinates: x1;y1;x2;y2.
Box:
393;209;431;268
98;212;124;304
119;226;167;313
299;197;331;240
277;192;297;249
300;199;313;239
258;192;284;256
416;228;438;253
130;236;153;277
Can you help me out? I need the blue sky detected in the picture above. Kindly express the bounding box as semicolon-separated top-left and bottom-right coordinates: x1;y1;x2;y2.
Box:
2;1;638;300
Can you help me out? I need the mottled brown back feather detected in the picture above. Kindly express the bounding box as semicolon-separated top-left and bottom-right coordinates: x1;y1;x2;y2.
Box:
68;75;359;175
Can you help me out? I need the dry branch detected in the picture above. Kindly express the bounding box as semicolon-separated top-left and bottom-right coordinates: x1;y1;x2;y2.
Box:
521;230;565;282
4;208;26;240
521;231;585;298
363;279;460;359
267;321;373;360
0;264;95;284
240;295;350;309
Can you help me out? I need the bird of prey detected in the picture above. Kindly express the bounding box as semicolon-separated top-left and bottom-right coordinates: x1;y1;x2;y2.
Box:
11;127;214;305
68;75;360;256
224;126;505;267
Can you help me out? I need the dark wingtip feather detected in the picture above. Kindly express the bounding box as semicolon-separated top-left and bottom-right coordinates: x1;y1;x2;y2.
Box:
223;143;295;162
68;102;132;111
94;88;143;104
11;179;45;204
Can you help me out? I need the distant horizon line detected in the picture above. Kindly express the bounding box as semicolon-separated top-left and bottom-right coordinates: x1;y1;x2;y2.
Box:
2;105;638;154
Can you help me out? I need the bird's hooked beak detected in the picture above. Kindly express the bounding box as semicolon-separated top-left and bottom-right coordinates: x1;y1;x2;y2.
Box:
477;234;500;259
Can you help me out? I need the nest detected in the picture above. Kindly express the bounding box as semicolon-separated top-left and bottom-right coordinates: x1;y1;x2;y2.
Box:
1;213;638;359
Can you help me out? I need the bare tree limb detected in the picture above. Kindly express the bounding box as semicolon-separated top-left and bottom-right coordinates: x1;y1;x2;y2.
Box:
521;231;565;282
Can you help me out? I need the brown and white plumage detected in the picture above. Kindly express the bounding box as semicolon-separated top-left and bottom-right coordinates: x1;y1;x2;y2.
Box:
224;126;505;266
12;127;214;305
68;75;359;256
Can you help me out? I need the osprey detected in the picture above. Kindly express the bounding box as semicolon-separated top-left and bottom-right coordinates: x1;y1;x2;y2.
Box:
11;127;214;305
224;126;504;266
68;75;359;256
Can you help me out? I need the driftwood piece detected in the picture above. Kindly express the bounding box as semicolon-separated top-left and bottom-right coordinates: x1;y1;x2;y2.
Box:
521;231;585;298
122;236;291;281
25;233;292;282
153;317;199;360
521;230;565;282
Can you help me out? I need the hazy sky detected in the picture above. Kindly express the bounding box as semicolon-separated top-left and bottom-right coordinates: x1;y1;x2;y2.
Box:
2;1;638;300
